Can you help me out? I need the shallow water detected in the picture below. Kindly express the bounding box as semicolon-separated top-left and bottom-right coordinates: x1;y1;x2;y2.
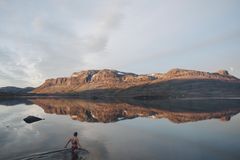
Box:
0;98;240;160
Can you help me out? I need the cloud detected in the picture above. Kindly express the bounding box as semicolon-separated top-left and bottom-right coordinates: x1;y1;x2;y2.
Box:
0;0;126;87
81;1;124;53
0;0;7;8
0;46;43;87
32;17;45;32
229;67;234;73
34;1;126;78
0;0;239;87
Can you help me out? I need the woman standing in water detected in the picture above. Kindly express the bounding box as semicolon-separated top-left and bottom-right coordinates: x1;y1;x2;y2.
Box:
65;132;81;153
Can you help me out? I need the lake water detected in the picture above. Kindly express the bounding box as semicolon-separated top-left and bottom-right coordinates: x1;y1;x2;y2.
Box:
0;98;240;160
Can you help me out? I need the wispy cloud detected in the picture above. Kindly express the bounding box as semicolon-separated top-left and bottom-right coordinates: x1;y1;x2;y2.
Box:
0;0;126;87
0;46;43;86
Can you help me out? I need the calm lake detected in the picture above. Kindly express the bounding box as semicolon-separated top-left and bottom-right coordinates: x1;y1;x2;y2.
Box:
0;98;240;160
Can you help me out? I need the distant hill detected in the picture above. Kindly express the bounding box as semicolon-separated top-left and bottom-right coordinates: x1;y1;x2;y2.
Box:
31;68;240;98
0;86;34;94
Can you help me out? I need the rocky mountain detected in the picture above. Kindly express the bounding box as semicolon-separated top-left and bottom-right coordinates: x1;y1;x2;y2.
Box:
32;68;240;98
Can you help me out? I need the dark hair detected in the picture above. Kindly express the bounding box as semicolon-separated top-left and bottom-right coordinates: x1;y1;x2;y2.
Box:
74;132;78;137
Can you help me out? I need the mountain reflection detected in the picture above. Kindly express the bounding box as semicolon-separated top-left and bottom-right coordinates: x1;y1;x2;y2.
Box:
30;99;240;123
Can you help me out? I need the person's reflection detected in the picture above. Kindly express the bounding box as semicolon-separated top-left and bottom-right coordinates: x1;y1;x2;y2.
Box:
61;149;79;160
72;152;79;160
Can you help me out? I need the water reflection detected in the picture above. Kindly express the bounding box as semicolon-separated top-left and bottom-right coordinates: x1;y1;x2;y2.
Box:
1;98;239;123
1;98;240;160
30;98;240;123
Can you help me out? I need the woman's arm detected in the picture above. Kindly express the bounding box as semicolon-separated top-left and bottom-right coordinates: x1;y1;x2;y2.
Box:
64;138;71;148
77;138;81;148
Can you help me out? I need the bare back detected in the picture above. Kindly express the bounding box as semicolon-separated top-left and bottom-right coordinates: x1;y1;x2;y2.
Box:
71;137;79;147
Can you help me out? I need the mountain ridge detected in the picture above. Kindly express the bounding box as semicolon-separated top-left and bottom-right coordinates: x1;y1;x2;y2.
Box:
0;68;239;98
32;68;239;92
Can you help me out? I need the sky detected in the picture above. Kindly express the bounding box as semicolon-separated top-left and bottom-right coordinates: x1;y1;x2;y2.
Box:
0;0;240;87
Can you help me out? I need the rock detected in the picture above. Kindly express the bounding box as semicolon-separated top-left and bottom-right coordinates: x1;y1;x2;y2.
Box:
23;116;44;124
217;70;229;76
220;116;231;121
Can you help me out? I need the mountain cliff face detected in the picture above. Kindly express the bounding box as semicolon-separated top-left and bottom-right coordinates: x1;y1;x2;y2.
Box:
32;69;155;93
32;69;240;98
